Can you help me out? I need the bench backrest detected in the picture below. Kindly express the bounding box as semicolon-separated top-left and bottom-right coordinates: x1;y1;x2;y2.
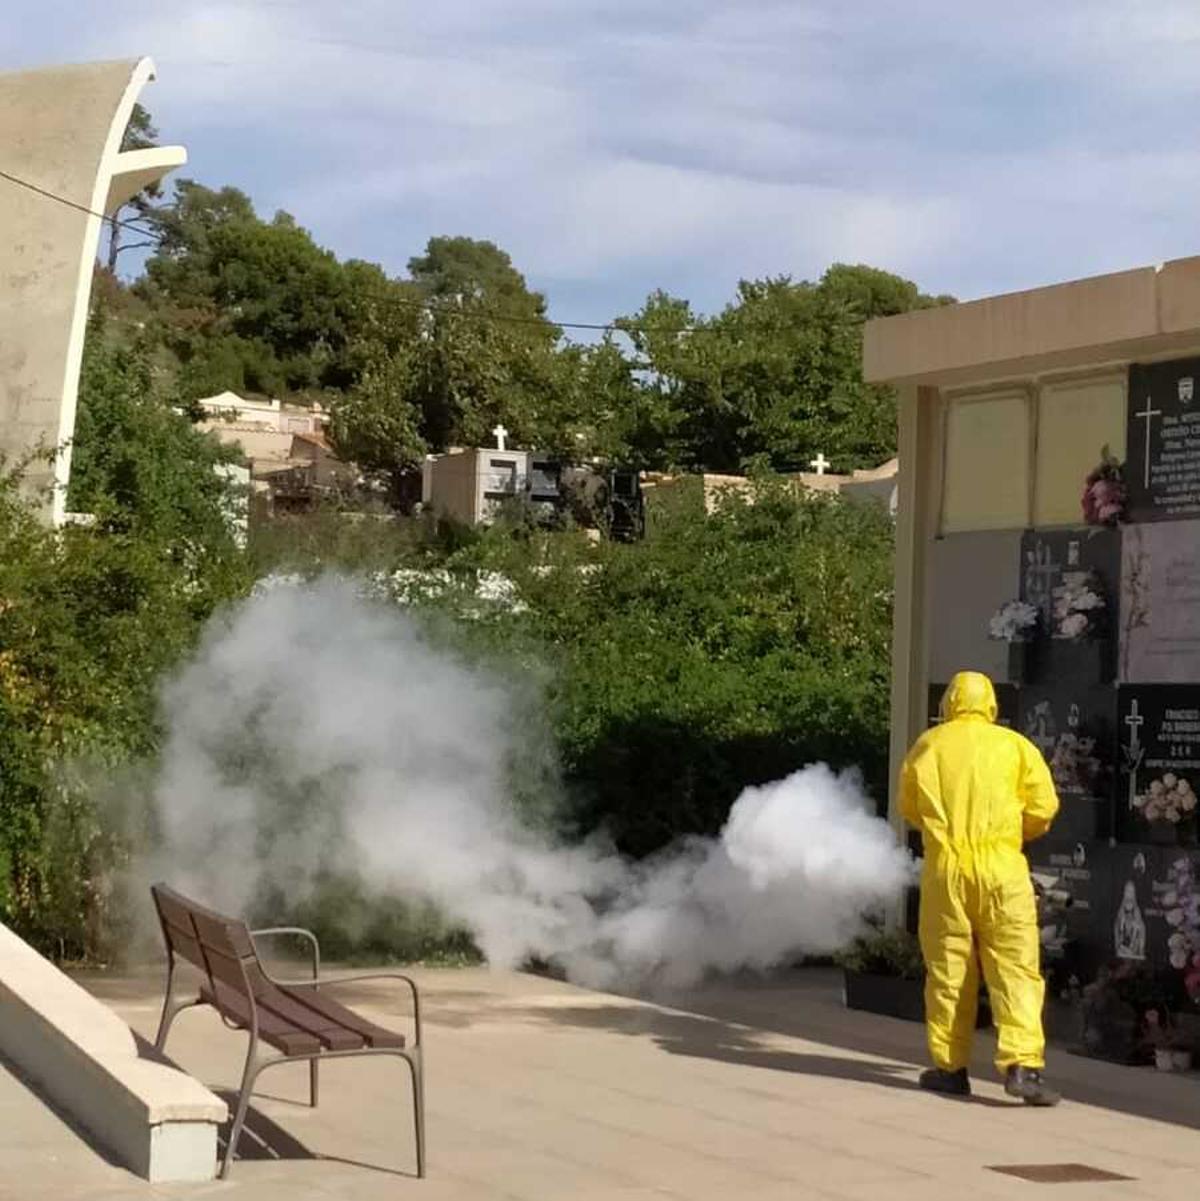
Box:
151;883;267;1023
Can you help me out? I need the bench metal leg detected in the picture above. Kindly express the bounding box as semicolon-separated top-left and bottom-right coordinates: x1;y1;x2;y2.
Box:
221;1040;265;1180
404;1049;426;1178
154;963;202;1053
221;1048;425;1180
310;1059;319;1108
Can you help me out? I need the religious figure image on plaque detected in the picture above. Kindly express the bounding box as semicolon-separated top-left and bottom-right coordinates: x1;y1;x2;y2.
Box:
1114;880;1147;960
1119;520;1200;684
1117;687;1200;846
1126;356;1200;523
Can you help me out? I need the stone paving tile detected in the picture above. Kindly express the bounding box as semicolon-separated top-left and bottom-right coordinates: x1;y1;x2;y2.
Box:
3;964;1190;1200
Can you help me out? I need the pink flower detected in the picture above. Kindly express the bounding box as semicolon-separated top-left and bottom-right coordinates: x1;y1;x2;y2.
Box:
1082;464;1126;525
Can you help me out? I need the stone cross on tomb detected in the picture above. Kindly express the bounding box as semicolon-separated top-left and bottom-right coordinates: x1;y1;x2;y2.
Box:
492;424;509;452
809;452;830;475
1134;395;1162;487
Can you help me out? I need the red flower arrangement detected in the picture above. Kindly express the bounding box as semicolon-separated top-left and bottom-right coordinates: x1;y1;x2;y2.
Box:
1082;446;1127;526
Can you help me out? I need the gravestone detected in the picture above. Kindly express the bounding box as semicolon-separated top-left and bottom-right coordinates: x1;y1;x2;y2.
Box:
1027;839;1113;980
1018;685;1116;842
1118;520;1200;684
1018;528;1120;685
1115;686;1200;847
1126;357;1200;523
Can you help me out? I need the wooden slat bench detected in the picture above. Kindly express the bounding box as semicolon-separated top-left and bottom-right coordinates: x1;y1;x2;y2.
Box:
150;883;425;1179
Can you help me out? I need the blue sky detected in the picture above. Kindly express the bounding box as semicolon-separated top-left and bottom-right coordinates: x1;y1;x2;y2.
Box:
8;1;1200;324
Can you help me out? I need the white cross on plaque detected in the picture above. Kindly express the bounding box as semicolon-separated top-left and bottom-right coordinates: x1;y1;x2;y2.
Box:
1124;699;1144;750
809;452;830;475
1134;396;1162;487
492;423;509;452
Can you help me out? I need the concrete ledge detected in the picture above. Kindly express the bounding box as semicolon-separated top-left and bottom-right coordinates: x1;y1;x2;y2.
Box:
864;255;1200;386
0;922;225;1182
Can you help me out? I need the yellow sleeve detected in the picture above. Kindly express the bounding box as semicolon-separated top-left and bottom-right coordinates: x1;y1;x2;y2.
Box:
898;751;923;831
1018;736;1060;842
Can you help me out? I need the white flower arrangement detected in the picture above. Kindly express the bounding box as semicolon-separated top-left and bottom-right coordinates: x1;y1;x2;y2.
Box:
988;599;1039;642
1051;570;1105;641
1134;773;1197;824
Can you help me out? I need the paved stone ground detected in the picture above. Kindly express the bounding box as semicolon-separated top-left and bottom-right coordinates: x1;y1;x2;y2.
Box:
4;965;1200;1200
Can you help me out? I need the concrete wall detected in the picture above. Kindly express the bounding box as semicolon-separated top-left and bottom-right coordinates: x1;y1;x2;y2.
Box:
0;58;185;523
428;450;480;523
0;922;224;1181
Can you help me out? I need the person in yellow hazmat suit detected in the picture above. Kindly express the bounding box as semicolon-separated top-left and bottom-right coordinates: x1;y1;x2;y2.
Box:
899;670;1061;1106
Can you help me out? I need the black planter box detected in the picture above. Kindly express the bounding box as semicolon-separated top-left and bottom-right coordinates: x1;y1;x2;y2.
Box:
843;970;989;1028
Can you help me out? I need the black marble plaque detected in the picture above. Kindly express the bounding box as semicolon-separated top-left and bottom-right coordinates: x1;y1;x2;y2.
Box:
1115;686;1200;847
1018;686;1117;842
1127;357;1200;522
1017;528;1120;685
1027;839;1113;979
1147;851;1200;1000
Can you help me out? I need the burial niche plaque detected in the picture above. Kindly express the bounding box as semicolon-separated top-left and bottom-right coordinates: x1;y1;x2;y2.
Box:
1018;686;1115;842
1127;357;1200;522
1119;520;1200;684
1115;687;1200;847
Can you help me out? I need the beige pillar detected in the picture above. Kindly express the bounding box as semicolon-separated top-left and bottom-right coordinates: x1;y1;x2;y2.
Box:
887;383;941;834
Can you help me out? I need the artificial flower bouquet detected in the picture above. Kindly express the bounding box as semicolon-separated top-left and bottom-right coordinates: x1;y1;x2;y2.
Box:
988;599;1039;642
1051;571;1105;640
1082;446;1127;526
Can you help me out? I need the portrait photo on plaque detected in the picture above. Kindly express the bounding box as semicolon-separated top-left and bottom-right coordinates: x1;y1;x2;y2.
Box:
1126;356;1200;523
1115;686;1200;847
1119;519;1200;684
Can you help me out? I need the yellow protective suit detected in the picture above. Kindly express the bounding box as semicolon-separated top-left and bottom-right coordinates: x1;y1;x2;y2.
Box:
899;671;1059;1076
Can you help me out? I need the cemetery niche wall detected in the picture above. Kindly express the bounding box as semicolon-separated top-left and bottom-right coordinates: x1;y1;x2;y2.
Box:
916;354;1200;1017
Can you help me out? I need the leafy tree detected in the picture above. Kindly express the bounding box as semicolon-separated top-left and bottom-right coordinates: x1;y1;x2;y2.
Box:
622;266;952;474
0;323;251;955
137;182;356;398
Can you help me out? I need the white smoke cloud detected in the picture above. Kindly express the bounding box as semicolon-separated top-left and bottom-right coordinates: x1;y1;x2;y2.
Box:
148;575;913;989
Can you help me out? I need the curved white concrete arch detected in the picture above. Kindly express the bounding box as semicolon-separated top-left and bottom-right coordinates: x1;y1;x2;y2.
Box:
0;57;187;523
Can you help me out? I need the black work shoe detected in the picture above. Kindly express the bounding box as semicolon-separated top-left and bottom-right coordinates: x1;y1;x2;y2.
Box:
1005;1066;1061;1107
919;1068;971;1096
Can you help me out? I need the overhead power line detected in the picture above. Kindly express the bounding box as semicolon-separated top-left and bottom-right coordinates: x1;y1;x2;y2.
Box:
0;167;169;240
0;164;704;338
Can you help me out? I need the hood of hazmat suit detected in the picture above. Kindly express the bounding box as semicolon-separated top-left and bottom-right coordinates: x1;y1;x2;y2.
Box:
900;670;1059;1075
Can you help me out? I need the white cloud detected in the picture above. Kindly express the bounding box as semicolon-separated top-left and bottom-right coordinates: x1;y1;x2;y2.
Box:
6;0;1200;317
